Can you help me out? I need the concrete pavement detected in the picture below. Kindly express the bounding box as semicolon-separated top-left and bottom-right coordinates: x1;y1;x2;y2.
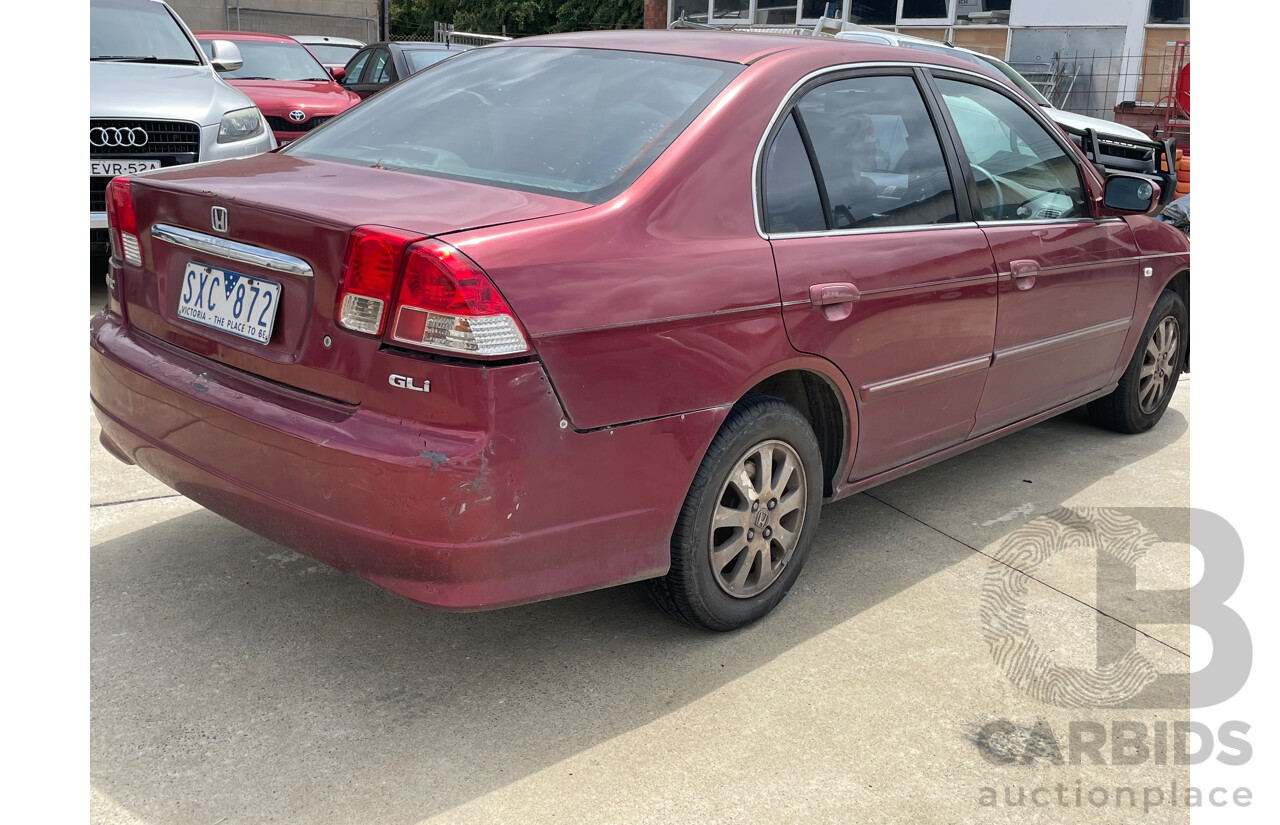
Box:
90;283;1193;824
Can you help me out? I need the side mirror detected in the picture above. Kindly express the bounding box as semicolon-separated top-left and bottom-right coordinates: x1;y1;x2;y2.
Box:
330;66;346;81
1100;174;1160;216
209;40;243;73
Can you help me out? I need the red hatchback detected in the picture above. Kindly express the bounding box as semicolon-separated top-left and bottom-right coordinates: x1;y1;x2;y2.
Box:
91;32;1190;630
195;31;361;145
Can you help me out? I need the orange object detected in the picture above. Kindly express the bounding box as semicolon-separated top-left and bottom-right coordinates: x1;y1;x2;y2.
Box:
1177;169;1191;183
1175;183;1191;196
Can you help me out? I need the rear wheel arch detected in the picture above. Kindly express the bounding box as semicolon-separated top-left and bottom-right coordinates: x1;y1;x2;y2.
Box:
747;369;851;497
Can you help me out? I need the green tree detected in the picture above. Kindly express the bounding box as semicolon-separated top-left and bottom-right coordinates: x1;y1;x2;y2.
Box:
390;0;643;37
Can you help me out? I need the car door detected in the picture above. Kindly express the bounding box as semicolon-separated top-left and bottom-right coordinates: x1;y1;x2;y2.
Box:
929;72;1142;434
360;47;397;98
764;69;999;481
340;47;374;99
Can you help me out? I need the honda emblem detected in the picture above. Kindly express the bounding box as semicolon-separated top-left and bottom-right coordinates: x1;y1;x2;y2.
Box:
211;206;228;234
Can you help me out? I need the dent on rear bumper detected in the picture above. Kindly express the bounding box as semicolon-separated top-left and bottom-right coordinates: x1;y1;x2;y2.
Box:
90;313;727;610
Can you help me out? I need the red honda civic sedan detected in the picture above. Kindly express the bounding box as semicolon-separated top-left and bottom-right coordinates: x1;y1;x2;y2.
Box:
91;31;1190;630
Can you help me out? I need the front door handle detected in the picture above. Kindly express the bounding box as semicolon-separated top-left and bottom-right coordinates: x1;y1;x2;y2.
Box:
809;282;860;322
1010;259;1039;291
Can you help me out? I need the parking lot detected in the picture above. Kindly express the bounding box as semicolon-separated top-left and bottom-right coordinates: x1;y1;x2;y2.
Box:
89;274;1193;824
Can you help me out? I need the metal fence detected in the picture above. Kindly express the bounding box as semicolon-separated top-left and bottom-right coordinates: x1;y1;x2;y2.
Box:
1007;42;1190;142
225;4;379;43
388;21;513;45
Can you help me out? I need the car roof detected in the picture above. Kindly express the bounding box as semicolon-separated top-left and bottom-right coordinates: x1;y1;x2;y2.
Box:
396;42;471;50
352;41;470;51
194;30;302;43
494;30;995;73
92;0;173;7
291;35;365;46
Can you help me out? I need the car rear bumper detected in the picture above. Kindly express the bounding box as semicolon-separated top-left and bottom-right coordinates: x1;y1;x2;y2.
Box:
90;312;724;610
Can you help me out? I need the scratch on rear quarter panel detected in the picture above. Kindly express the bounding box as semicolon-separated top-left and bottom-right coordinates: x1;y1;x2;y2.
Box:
419;451;448;470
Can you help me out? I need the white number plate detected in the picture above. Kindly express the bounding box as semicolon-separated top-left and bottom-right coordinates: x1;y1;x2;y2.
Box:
177;262;281;345
91;159;162;176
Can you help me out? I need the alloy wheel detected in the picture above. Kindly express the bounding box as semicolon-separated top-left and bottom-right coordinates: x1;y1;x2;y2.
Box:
709;439;808;599
1138;316;1180;414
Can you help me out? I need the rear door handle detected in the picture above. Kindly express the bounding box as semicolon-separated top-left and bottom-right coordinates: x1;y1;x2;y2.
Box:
809;282;860;321
1010;259;1039;291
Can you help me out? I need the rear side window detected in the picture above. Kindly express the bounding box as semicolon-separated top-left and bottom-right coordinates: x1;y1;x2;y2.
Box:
286;47;741;203
778;74;958;231
763;113;825;233
406;49;457;74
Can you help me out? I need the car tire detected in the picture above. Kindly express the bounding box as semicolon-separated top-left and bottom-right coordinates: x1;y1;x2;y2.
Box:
648;393;823;631
1088;289;1187;434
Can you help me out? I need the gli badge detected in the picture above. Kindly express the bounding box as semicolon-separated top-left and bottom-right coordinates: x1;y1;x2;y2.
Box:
389;374;430;393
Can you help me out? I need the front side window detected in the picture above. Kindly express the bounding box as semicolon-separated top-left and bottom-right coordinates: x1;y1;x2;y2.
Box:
784;74;958;230
286;47;740;203
935;77;1087;221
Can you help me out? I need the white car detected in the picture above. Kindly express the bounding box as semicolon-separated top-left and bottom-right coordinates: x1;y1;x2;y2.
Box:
290;35;366;76
833;27;1176;202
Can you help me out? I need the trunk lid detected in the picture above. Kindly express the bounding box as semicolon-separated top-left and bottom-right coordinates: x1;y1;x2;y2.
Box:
123;154;587;404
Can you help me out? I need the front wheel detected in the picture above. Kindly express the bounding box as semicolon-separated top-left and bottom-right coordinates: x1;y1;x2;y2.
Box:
1089;289;1187;433
648;394;823;631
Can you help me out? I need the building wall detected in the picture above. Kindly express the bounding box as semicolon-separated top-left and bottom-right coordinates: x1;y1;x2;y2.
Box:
651;1;1189;117
166;1;382;41
1008;0;1132;28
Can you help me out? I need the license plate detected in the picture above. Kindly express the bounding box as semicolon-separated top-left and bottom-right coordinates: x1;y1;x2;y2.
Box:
177;262;281;345
91;159;162;176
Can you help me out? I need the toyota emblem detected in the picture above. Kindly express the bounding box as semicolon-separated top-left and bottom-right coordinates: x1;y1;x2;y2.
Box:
90;126;148;148
211;206;229;234
288;110;306;123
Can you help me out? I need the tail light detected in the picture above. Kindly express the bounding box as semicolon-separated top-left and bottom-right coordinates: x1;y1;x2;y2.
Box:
335;226;422;335
390;240;528;357
336;228;527;358
104;177;142;266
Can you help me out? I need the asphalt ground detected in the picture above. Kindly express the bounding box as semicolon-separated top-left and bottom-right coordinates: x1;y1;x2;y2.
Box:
90;281;1193;824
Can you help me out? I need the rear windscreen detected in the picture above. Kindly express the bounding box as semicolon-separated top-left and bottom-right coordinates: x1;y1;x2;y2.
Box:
284;47;741;203
304;43;361;65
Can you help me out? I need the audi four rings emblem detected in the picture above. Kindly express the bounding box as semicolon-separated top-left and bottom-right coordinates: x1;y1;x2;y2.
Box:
211;206;229;234
288;110;306;122
90;126;148;148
